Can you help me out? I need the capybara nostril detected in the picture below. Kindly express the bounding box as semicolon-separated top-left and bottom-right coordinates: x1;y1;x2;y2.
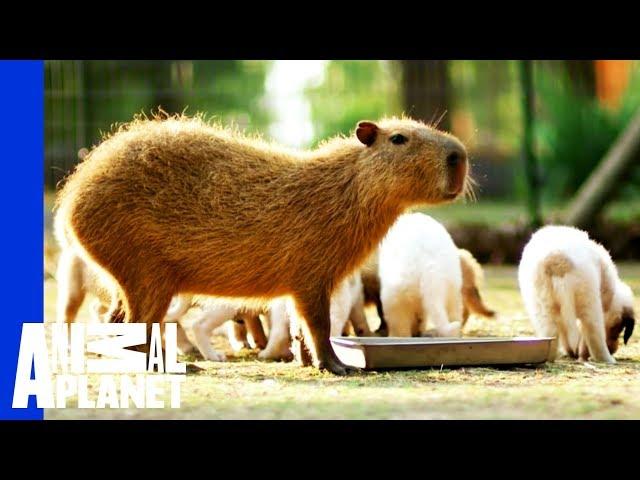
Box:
446;145;467;168
447;151;461;167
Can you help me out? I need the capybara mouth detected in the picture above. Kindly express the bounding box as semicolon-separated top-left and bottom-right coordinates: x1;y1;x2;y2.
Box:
445;159;470;199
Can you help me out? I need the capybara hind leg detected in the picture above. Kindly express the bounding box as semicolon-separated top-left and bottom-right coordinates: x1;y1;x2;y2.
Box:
121;282;174;354
295;292;356;375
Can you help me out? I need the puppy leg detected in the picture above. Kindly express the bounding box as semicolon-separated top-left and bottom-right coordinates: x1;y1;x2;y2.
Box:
89;298;108;323
259;300;293;361
384;304;415;337
226;320;250;352
191;305;237;361
422;298;461;337
55;249;86;324
349;293;373;337
557;300;581;358
577;297;615;364
445;288;465;333
244;312;268;349
175;322;194;354
529;299;561;362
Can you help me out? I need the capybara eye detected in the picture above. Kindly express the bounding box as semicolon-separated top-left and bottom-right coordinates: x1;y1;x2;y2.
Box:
389;134;408;145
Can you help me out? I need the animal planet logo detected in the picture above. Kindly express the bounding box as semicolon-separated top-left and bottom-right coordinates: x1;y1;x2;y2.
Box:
12;323;186;409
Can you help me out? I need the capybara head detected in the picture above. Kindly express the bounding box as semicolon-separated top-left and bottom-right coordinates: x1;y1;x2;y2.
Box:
605;281;635;354
355;118;469;204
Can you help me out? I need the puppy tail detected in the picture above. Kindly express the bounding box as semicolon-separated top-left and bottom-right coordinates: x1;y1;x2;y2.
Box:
459;249;495;318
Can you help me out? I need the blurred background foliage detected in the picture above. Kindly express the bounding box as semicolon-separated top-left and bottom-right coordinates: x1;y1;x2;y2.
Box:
45;60;640;232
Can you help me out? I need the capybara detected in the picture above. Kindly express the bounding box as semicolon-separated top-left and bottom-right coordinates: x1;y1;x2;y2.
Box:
519;225;635;363
55;113;469;374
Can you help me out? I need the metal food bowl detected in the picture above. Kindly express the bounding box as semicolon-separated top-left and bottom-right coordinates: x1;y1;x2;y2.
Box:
330;336;555;370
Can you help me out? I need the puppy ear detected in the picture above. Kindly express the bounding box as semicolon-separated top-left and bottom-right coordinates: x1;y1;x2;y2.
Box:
356;121;378;147
622;309;635;345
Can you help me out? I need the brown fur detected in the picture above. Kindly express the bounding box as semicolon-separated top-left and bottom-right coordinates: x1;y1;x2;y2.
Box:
55;113;468;374
543;253;573;277
459;248;495;326
232;309;268;349
536;253;578;358
360;254;386;333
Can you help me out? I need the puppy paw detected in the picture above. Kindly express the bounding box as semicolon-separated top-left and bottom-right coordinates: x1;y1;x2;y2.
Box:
203;351;227;362
259;348;293;362
438;322;461;337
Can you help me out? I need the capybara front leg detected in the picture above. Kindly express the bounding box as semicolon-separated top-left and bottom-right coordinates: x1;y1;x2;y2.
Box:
295;292;358;375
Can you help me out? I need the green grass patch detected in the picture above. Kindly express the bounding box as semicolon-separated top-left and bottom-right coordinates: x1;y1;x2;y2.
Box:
44;265;640;420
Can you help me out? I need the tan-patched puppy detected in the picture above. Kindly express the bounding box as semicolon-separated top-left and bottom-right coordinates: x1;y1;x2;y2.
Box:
518;225;635;363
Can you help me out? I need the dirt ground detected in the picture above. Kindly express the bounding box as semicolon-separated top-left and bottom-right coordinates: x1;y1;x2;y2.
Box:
43;264;640;420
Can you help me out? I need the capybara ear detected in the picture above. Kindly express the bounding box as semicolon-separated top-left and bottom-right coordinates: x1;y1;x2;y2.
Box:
622;309;635;345
356;121;379;146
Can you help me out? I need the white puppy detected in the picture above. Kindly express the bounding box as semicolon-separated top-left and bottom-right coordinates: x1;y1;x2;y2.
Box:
518;225;635;363
378;212;463;337
174;295;269;361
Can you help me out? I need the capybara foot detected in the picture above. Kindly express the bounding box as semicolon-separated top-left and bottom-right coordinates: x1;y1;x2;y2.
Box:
318;356;359;376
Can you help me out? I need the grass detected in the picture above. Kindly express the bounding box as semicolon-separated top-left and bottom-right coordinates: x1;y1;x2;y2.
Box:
44;264;640;420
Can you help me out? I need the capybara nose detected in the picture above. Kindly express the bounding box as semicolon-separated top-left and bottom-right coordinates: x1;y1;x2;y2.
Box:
445;141;467;168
